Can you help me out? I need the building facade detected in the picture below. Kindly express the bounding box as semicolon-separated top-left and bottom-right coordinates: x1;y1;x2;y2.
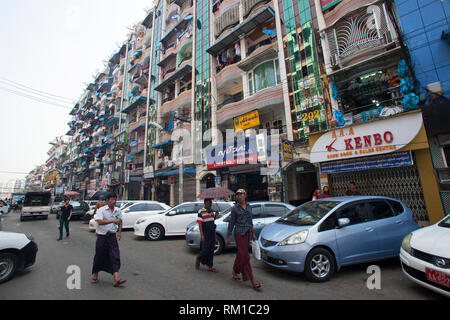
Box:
33;0;446;225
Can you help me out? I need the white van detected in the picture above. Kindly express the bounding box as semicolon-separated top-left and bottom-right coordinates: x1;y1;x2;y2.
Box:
20;192;52;221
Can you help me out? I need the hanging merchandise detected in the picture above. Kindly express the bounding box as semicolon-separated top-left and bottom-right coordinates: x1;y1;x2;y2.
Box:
332;110;345;127
397;59;408;78
400;77;414;94
331;82;339;99
402;93;419;111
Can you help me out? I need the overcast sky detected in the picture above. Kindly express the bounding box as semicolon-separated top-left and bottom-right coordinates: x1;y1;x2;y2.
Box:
0;0;153;184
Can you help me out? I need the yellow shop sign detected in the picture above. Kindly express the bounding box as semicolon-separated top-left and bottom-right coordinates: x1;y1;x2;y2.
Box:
234;110;260;131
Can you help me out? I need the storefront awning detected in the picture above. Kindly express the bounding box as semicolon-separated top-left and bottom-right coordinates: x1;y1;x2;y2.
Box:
206;7;275;57
150;140;173;149
154;167;196;177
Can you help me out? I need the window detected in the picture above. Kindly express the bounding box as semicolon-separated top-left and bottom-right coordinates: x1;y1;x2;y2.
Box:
367;201;394;220
337;203;370;226
388;200;404;215
129;203;148;212
218;203;232;212
319;212;336;232
264;204;288;217
250;205;262;219
145;204;165;211
175;204;197;215
248;60;280;96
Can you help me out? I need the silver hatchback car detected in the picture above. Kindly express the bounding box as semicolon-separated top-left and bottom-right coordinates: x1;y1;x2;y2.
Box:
258;196;419;282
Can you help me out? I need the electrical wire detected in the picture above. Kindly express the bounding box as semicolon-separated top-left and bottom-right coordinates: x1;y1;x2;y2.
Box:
0;86;73;110
0;76;76;103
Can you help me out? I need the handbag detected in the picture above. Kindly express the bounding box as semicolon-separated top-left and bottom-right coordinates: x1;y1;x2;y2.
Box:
252;240;261;261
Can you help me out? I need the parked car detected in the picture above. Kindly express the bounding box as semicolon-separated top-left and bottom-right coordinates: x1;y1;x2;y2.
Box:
63;201;90;220
258;196;419;282
134;201;233;241
0;231;38;283
20;191;52;221
89;201;171;231
400;214;450;297
83;200;131;224
0;200;9;215
186;201;295;255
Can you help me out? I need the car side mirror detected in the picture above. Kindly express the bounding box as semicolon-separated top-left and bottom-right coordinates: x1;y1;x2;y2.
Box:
337;218;350;228
223;217;230;222
167;211;176;216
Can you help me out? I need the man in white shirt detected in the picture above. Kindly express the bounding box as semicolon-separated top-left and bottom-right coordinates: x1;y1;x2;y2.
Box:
91;193;126;287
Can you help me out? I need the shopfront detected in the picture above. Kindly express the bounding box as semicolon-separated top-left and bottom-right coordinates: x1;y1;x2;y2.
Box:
309;110;445;226
204;136;272;201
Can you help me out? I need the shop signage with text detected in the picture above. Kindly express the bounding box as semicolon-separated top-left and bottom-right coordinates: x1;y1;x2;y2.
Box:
234;110;260;131
310;112;423;163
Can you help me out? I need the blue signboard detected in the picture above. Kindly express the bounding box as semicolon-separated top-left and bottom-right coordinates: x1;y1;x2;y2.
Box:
204;136;258;170
320;151;413;174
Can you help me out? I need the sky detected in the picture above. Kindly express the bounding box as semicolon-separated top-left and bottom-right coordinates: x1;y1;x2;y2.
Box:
0;0;153;185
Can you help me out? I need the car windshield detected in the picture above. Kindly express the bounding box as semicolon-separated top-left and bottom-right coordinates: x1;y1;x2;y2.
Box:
218;207;232;219
277;201;341;226
438;215;450;228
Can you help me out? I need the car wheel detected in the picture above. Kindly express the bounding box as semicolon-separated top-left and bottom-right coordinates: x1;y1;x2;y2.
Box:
145;224;164;241
304;248;335;282
214;235;224;256
0;252;19;284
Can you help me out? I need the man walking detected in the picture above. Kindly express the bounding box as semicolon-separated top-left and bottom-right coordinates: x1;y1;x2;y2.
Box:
57;198;72;241
226;189;263;291
195;198;219;273
345;181;361;196
91;193;126;287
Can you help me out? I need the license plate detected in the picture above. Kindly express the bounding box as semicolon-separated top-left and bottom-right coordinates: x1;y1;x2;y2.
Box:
426;268;450;288
260;249;268;261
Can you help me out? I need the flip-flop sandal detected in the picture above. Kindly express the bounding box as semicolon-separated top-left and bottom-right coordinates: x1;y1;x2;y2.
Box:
113;279;127;287
252;282;263;291
91;278;99;284
231;276;242;283
207;268;219;273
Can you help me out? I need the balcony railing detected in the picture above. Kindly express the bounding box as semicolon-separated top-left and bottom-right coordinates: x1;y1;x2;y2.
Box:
217;91;243;110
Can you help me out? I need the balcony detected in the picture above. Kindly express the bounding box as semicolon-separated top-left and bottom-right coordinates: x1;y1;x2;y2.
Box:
216;84;283;126
160;87;192;116
237;40;277;72
324;2;397;70
129;141;145;155
207;6;275;57
129;117;146;133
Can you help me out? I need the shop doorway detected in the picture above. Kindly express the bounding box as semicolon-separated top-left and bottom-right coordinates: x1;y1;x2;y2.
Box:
229;172;268;201
329;164;429;225
156;184;170;206
286;161;319;206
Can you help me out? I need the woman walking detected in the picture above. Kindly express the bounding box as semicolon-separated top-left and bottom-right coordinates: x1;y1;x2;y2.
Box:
226;189;263;291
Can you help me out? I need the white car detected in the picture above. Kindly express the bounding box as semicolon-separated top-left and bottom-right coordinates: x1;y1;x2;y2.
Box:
400;214;450;297
89;201;171;231
0;200;10;215
134;201;233;241
0;231;38;283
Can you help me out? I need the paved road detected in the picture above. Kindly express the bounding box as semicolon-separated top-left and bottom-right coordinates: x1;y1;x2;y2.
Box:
0;210;444;300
